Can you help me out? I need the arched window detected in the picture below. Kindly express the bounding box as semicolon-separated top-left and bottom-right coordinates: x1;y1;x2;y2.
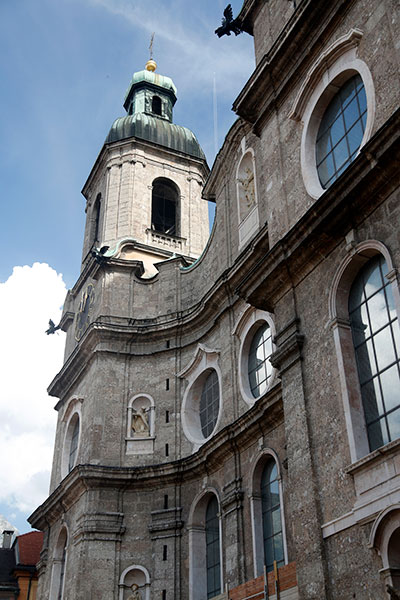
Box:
152;95;162;116
187;490;223;600
61;408;82;479
68;419;80;473
205;496;221;599
151;178;178;236
92;193;101;246
316;74;367;189
261;459;284;573
248;323;273;398
348;255;400;452
57;539;67;600
49;528;68;600
370;506;400;592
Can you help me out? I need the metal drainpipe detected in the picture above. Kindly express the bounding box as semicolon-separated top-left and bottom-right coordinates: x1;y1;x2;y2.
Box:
26;571;34;600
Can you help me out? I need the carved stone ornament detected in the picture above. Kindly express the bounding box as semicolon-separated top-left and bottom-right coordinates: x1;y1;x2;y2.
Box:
127;583;142;600
131;406;150;436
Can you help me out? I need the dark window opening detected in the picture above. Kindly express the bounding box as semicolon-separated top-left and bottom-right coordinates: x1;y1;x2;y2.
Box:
206;496;221;599
166;378;170;391
92;194;101;245
165;410;170;423
261;459;284;573
152;95;162;115
165;443;169;457
164;494;169;509
163;545;168;561
162;591;167;600
68;418;80;473
151;178;178;236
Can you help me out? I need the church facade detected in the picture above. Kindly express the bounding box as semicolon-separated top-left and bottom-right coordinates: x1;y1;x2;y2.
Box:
30;1;400;599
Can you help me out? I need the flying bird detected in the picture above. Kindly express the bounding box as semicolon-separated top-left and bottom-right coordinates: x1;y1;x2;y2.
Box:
45;319;61;335
215;4;242;37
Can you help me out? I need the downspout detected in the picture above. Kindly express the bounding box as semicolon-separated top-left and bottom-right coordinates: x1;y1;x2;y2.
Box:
26;571;34;600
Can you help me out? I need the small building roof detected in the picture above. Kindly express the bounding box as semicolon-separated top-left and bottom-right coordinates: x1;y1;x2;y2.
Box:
16;531;43;566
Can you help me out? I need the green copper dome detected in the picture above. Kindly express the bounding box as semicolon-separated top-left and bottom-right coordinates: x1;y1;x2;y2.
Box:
105;113;206;160
105;63;206;161
124;69;177;105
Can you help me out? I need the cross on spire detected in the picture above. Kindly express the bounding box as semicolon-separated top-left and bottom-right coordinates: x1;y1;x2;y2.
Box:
149;32;155;59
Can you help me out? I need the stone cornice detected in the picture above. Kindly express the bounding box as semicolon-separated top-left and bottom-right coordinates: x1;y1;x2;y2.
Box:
82;135;209;199
29;384;283;531
233;0;354;128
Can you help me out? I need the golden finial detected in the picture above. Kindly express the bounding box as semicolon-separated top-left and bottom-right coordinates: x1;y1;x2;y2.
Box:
146;33;157;72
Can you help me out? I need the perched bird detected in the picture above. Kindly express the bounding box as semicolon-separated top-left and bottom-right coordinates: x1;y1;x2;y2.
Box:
91;245;110;264
45;319;61;335
215;4;242;37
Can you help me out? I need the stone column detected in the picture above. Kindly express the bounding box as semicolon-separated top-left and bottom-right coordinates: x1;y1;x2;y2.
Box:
271;317;329;599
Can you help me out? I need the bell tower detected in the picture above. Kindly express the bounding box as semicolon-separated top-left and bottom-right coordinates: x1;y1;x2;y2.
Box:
29;58;211;600
81;59;209;277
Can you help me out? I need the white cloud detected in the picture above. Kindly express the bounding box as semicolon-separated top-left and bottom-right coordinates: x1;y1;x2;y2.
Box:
0;263;67;514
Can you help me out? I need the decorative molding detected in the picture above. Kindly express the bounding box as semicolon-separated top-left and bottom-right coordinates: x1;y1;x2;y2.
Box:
289;28;363;121
73;511;126;543
148;507;184;539
270;319;304;374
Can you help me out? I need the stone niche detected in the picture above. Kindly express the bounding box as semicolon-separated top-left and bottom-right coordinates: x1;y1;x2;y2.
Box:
126;393;155;455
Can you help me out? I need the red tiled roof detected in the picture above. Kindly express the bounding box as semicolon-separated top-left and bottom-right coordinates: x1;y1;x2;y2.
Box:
16;531;43;566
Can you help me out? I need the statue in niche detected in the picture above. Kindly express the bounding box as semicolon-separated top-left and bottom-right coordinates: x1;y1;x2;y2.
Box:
127;583;142;600
237;164;255;220
131;405;150;436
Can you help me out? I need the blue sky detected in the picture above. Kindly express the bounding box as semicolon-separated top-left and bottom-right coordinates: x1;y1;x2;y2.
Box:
0;0;254;535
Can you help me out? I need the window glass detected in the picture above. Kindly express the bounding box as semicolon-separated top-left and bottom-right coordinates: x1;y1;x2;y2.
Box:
248;324;273;398
200;370;219;438
205;496;221;599
349;255;400;451
261;460;284;572
151;179;178;235
68;419;79;473
57;540;67;600
316;74;367;189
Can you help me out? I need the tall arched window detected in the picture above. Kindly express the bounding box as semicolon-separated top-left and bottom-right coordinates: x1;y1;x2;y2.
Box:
151;178;179;236
205;496;221;599
261;459;284;573
57;540;67;600
349;255;400;451
152;95;162;116
49;528;68;600
68;419;80;473
91;193;101;246
188;490;223;600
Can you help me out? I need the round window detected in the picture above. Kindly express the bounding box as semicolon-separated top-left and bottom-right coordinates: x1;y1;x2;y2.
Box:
199;370;220;438
316;74;367;189
248;324;273;398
